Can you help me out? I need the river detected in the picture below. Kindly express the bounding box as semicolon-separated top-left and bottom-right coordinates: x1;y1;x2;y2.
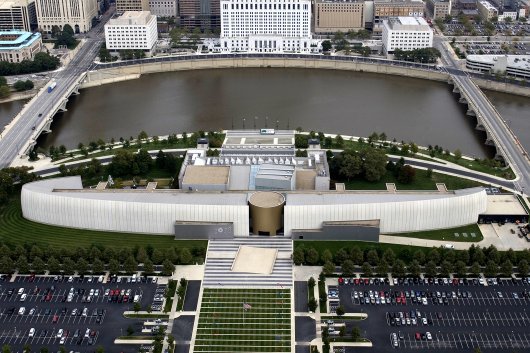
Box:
2;68;529;158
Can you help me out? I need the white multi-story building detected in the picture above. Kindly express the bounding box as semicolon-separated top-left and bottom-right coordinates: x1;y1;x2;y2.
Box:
148;0;177;17
220;0;314;53
104;11;158;51
466;55;530;79
382;16;433;54
498;10;518;21
0;0;37;32
35;0;98;33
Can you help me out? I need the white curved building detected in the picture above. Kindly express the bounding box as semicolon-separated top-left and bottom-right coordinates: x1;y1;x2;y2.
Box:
22;176;250;236
284;188;488;235
21;176;489;238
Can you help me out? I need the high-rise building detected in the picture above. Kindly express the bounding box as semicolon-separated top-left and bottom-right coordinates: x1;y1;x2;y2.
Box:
35;0;98;33
149;0;177;17
314;0;365;34
0;0;36;31
178;0;219;29
116;0;150;13
477;0;498;19
382;16;433;53
426;0;452;18
220;0;313;53
104;11;158;51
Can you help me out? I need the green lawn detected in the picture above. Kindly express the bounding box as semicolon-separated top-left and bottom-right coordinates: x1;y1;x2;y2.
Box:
0;197;207;251
387;224;483;242
195;288;291;352
343;170;483;191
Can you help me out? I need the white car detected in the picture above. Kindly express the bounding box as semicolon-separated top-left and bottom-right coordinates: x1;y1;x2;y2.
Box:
29;308;36;315
426;332;432;340
29;328;35;337
94;289;99;296
18;288;24;295
56;329;63;338
68;276;73;283
18;307;26;315
20;293;27;302
71;308;78;316
422;317;428;325
84;328;90;338
59;336;66;344
89;289;95;296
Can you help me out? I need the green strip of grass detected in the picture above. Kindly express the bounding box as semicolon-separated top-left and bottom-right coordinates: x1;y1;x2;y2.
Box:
0;197;207;250
123;313;169;319
387;224;483;242
343;169;483;191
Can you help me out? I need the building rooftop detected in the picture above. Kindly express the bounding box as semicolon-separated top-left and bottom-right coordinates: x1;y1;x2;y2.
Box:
182;166;230;185
467;54;530;71
0;31;41;49
385;16;431;30
249;191;285;208
107;11;154;26
479;0;497;9
286;187;485;205
483;194;528;215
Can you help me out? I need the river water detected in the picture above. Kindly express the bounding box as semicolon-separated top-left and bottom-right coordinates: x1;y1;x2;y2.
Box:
2;68;529;158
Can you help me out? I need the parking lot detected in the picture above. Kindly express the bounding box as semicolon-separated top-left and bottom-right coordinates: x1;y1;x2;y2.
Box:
330;276;530;353
459;41;530;56
443;22;530;37
0;274;160;352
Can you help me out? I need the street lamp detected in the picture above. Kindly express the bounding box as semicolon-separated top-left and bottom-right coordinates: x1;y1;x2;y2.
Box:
242;118;246;129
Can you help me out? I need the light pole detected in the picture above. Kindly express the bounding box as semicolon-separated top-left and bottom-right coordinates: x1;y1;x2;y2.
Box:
242;118;246;129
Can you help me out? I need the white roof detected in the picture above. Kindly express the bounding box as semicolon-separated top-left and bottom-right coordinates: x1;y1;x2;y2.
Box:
467;54;530;70
397;16;428;26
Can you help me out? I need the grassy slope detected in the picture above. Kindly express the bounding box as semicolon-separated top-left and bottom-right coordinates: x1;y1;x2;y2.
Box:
385;224;483;242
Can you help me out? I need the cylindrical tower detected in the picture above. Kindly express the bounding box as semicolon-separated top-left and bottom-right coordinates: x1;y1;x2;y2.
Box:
248;191;285;235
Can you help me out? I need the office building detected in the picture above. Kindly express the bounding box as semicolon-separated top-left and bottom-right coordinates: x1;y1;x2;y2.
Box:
0;29;41;62
148;0;177;17
116;0;149;13
0;0;36;31
314;0;365;34
104;11;158;51
373;0;424;25
35;0;98;33
426;0;452;18
466;55;530;79
178;0;220;29
382;16;433;53
477;0;498;19
498;9;517;20
220;0;313;53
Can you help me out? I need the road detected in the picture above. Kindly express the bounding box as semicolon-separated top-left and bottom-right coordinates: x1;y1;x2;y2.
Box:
0;9;113;169
434;35;530;195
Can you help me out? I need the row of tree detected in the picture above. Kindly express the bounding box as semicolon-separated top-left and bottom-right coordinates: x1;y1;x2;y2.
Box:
328;146;388;182
294;244;528;268
393;48;441;64
0;52;60;76
0;243;205;267
0;166;38;204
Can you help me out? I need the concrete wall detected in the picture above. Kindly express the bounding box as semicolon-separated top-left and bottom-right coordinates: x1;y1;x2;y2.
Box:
292;223;380;241
174;222;234;239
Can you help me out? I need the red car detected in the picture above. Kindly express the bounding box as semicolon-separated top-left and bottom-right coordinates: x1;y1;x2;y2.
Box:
52;315;58;323
364;279;369;285
415;333;421;340
45;294;52;302
338;277;344;285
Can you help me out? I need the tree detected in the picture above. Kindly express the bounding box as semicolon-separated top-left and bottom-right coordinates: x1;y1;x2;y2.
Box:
133;302;141;313
321;249;333;264
162;259;174;276
440;261;453;277
0;76;6;86
135;149;153;174
361;147;388;181
47;256;60;273
362;262;372;277
453;149;462;160
407;260;421;277
413;250;426;265
14;80;28;91
92;258;105;274
127;325;134;336
518;259;529;276
485;260;498;277
382;249;396;266
322;40;332;52
350;247;364;265
376;260;389;276
425;261;437;277
0;257;13;274
16;256;29;274
470;262;481;277
124;256;138;274
472;247;486;265
323;261;335;275
136;247;148;263
335;305;345;316
366;250;379;265
76;258;88;274
340;154;363;180
2;345;11;353
392;259;406;278
500;260;513;277
455;260;467;277
31;256;45;274
108;258;120;274
179;248;192;264
397;165;416;184
0;86;10;99
143;259;154;274
308;298;318;312
351;326;361;341
342;260;355;276
293;248;305;265
428;249;441;265
108;149;135;176
305;248;320;265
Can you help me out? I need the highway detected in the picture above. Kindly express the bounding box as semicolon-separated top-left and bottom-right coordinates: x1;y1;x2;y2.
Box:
0;9;112;169
434;36;530;195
